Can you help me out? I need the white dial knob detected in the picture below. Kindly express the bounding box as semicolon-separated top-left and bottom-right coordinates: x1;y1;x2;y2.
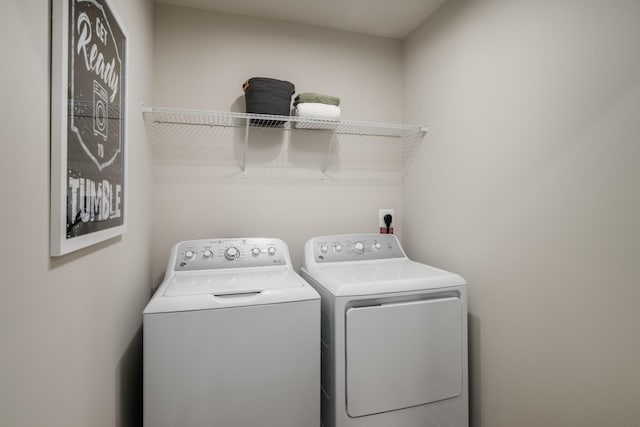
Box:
353;241;365;253
203;249;213;259
224;247;239;260
334;244;343;253
184;250;195;260
320;245;328;253
267;246;277;256
252;247;261;257
373;242;382;251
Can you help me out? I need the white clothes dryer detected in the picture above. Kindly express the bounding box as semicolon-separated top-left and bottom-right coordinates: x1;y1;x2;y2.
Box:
301;234;468;427
144;237;320;427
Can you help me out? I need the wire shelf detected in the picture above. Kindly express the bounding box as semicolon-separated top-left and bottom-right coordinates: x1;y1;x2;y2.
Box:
142;106;427;181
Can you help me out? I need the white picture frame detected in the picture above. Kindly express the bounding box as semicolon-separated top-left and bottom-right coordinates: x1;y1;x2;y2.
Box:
51;0;128;256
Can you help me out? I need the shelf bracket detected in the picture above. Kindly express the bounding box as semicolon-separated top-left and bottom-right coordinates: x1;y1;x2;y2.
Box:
321;130;338;174
241;117;249;176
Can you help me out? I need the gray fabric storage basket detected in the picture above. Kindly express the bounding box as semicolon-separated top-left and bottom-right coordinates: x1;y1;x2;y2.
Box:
242;77;295;126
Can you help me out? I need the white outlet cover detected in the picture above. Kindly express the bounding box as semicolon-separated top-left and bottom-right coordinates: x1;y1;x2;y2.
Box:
378;209;395;228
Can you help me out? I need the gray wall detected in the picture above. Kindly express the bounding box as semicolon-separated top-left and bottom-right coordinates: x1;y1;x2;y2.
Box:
403;1;640;426
0;1;154;426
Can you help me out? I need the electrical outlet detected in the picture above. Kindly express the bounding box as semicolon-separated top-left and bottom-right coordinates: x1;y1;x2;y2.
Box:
378;209;394;234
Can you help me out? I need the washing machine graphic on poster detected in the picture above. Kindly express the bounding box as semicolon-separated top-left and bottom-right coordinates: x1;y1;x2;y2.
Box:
50;0;127;256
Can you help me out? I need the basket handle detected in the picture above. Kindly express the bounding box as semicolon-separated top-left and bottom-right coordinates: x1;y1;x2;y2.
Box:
241;80;295;94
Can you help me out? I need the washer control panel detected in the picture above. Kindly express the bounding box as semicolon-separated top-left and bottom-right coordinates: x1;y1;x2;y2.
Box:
172;238;288;272
311;234;406;263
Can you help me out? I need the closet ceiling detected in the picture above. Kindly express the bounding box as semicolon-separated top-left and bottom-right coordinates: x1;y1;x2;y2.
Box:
155;0;447;39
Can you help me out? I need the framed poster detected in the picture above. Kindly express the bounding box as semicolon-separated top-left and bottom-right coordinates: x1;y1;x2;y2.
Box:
51;0;127;256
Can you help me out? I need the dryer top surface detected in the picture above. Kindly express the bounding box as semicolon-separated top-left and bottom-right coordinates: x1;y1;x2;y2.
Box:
301;258;466;297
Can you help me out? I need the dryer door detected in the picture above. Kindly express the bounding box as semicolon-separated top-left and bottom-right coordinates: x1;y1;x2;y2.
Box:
345;297;463;417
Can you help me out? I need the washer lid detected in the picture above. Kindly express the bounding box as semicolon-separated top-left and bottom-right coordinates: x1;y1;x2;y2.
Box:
302;259;466;296
164;267;302;297
143;267;319;314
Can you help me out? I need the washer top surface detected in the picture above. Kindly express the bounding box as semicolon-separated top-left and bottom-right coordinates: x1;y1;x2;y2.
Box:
301;234;466;296
164;267;303;297
144;238;319;314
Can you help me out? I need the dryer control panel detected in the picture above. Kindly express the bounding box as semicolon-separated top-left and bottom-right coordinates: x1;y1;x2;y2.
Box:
171;238;289;272
308;234;406;263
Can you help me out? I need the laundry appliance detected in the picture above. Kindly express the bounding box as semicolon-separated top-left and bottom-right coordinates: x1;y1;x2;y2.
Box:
301;233;468;427
143;237;320;427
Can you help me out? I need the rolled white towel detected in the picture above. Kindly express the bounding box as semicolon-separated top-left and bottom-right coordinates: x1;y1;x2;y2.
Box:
294;102;341;129
295;102;341;119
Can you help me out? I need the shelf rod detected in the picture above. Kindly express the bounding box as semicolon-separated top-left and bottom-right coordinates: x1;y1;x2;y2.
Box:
335;132;404;138
150;120;413;139
153;120;215;127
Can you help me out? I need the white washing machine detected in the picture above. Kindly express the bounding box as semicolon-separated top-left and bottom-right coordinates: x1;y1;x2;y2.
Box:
143;237;320;427
300;234;468;427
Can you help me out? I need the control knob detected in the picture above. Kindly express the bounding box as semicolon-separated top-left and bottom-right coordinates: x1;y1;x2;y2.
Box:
251;247;261;257
184;250;196;260
202;249;213;259
224;247;240;261
353;241;365;254
267;246;277;256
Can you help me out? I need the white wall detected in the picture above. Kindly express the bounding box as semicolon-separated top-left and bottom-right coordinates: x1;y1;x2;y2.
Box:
0;1;154;426
151;5;405;279
403;1;640;426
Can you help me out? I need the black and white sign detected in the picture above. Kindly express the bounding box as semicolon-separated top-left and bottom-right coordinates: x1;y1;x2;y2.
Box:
51;0;127;256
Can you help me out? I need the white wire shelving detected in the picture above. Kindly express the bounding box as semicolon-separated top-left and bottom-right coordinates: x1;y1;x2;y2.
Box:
142;106;427;181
